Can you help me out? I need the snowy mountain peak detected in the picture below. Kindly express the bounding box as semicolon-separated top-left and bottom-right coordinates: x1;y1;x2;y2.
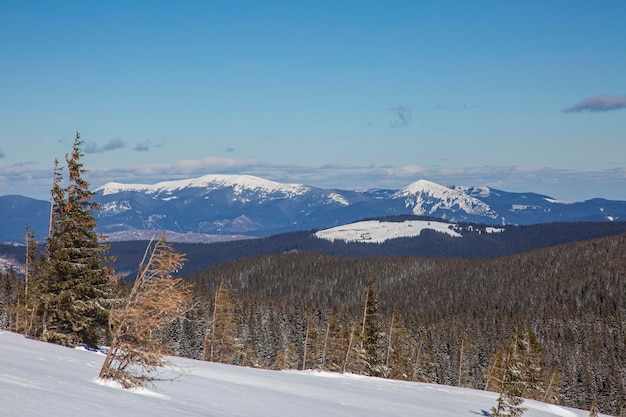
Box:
393;179;498;218
397;179;450;196
96;174;310;197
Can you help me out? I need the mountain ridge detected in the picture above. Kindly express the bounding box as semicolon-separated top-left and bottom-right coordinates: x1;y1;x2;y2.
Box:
3;174;626;242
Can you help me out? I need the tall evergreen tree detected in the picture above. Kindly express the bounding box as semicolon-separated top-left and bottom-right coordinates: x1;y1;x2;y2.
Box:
362;280;386;377
43;133;117;347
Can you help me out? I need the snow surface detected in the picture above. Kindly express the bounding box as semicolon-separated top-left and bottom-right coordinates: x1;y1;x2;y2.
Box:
394;180;497;218
315;220;462;243
0;257;24;275
0;331;597;417
543;198;575;205
96;174;309;198
452;185;494;198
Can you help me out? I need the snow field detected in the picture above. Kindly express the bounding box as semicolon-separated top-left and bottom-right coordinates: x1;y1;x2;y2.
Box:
0;331;600;417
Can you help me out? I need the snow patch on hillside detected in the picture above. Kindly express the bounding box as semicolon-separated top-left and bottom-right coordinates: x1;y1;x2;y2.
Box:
0;256;24;274
315;220;462;243
98;200;132;216
544;198;575;205
325;192;350;206
452;185;493;198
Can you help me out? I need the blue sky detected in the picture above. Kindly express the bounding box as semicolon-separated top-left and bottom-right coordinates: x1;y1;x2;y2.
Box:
1;1;625;201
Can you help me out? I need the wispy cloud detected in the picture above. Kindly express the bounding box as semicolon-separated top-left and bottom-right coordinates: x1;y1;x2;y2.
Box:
388;105;412;128
4;154;626;202
87;156;263;186
76;161;626;201
0;150;5;158
0;161;54;199
135;142;150;152
134;139;162;152
564;95;626;113
85;138;126;154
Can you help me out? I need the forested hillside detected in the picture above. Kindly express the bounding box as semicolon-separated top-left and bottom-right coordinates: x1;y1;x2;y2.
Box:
167;233;626;415
108;220;626;277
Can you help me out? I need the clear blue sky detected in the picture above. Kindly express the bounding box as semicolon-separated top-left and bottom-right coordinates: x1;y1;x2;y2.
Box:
1;1;625;201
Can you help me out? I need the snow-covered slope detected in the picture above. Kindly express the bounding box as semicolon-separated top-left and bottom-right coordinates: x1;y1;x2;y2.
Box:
97;174;310;198
1;331;596;417
393;179;498;219
315;219;463;243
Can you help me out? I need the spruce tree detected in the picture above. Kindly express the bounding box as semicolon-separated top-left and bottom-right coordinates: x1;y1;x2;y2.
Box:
362;280;386;377
43;133;116;347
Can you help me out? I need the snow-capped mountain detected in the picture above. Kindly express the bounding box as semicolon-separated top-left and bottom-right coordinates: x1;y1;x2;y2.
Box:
393;179;498;220
93;174;382;238
98;174;311;200
2;174;626;242
92;174;626;238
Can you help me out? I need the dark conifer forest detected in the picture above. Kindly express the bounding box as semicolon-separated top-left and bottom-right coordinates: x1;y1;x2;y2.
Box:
168;233;626;415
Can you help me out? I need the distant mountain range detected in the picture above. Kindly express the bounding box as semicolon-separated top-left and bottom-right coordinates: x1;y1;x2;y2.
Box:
2;174;626;243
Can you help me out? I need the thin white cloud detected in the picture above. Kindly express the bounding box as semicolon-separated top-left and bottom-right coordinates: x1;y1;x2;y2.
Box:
86;156;264;186
564;95;626;113
72;162;626;201
4;154;626;202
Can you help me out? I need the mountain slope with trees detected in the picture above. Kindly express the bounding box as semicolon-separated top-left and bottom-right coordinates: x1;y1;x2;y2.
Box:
171;233;626;415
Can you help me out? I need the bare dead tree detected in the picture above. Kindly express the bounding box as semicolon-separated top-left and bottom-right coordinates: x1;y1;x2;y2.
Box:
98;235;193;388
